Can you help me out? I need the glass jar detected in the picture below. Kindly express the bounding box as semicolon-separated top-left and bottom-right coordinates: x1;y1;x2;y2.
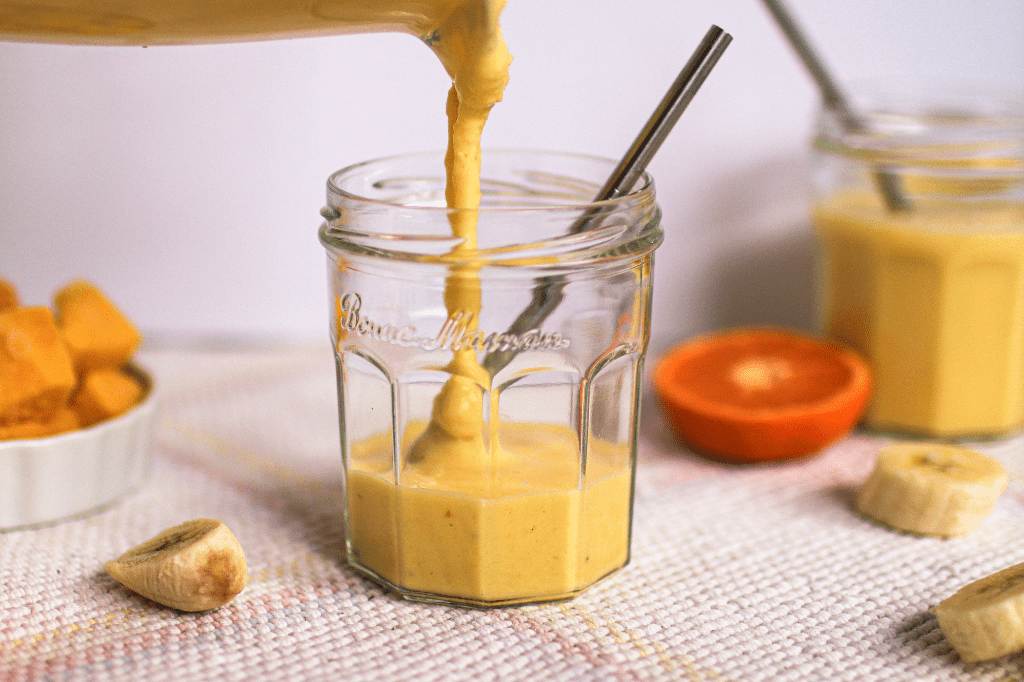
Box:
812;85;1024;439
319;150;663;607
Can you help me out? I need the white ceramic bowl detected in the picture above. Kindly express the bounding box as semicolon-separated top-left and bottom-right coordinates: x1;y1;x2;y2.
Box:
0;365;156;531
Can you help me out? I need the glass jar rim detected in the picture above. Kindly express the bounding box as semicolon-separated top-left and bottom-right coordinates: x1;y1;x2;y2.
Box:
324;149;655;213
319;149;663;268
813;81;1024;173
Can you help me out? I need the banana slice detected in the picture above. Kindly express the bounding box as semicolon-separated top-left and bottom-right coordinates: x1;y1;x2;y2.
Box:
105;518;247;611
855;443;1007;538
934;562;1024;662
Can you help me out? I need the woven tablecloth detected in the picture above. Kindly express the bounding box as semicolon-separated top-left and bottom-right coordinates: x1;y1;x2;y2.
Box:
3;345;1024;681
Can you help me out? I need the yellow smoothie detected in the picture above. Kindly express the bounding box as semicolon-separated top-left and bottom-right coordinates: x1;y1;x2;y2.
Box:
815;190;1024;437
348;422;632;605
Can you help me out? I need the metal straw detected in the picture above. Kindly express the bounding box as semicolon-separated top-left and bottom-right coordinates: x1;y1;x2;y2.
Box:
759;0;910;212
591;25;733;207
482;24;733;377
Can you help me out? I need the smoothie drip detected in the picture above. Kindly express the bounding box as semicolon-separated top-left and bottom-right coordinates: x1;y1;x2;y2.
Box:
408;0;513;480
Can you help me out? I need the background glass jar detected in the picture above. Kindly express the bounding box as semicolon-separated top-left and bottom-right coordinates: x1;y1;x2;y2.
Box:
319;150;663;607
812;85;1024;439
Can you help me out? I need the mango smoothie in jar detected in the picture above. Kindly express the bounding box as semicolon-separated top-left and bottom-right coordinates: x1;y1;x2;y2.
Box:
813;86;1024;438
319;150;662;607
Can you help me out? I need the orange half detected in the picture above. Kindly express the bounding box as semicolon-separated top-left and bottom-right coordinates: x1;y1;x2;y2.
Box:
653;327;872;463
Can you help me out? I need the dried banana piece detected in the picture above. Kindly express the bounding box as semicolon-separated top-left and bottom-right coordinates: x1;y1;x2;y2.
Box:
105;519;247;611
856;443;1007;538
934;562;1024;662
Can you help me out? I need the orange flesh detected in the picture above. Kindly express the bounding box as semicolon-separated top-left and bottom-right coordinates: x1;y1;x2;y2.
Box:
654;328;872;462
667;335;860;412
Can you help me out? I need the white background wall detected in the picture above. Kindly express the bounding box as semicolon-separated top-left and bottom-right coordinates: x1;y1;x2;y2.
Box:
2;0;1023;359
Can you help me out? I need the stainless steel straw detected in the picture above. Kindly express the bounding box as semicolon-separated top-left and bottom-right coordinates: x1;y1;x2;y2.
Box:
590;25;733;207
482;24;733;377
759;0;910;212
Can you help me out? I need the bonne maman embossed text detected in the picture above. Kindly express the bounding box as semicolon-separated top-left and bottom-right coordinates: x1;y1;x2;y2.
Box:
336;293;570;354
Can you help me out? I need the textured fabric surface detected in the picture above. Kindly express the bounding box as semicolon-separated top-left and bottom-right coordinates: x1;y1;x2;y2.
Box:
3;345;1024;681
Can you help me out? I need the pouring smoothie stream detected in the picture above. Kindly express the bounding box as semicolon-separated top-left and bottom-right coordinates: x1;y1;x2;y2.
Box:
324;27;728;605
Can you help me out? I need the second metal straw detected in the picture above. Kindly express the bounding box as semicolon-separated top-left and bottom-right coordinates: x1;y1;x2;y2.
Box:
759;0;910;212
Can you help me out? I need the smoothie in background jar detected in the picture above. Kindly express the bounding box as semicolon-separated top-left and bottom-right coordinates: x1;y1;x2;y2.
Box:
812;86;1024;438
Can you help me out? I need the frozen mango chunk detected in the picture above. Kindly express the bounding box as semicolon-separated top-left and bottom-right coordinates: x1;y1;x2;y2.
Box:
72;368;143;427
54;281;142;374
0;307;77;425
0;408;78;441
0;279;17;312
